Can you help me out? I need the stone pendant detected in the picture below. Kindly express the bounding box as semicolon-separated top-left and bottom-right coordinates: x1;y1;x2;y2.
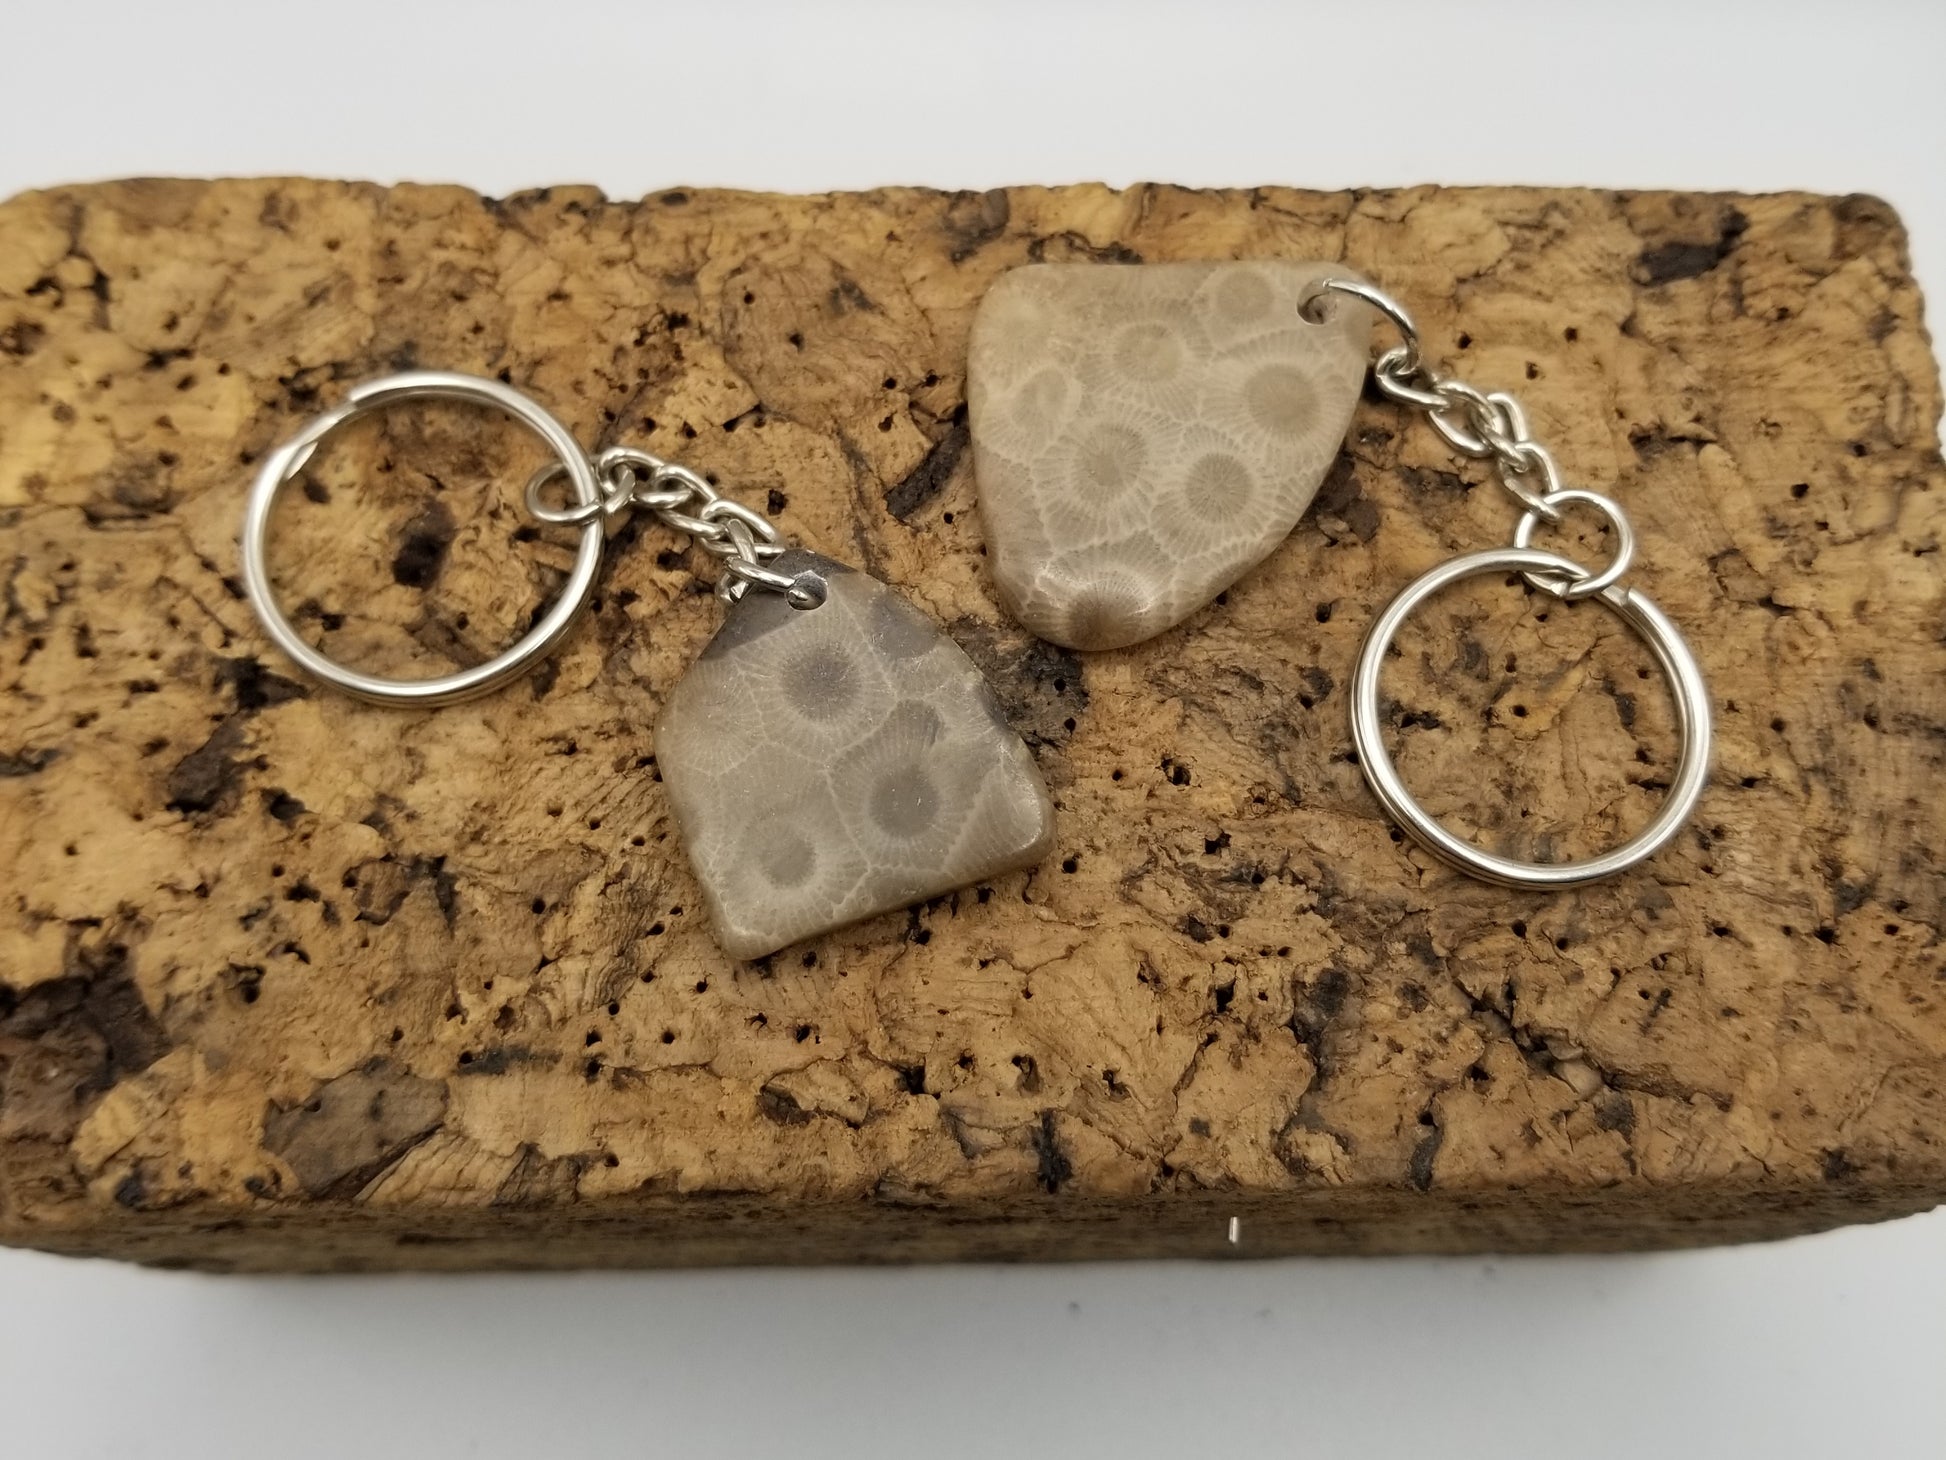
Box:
968;261;1371;651
655;551;1056;959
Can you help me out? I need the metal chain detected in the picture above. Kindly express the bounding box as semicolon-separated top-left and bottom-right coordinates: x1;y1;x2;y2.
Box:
522;446;823;609
1304;278;1631;601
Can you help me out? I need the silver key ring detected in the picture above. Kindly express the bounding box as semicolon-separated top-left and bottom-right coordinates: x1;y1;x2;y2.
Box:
239;371;606;708
1348;546;1712;889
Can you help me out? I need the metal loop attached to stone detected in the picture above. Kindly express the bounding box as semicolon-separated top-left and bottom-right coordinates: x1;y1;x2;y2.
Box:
1300;276;1424;376
719;552;829;610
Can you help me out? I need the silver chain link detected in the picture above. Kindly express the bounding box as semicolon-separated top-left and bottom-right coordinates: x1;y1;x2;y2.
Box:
522;446;823;609
1304;278;1631;600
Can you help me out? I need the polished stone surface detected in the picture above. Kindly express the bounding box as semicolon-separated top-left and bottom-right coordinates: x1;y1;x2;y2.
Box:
656;551;1055;959
968;260;1370;650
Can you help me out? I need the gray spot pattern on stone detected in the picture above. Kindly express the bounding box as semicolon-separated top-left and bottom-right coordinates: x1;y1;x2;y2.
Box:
657;564;1056;958
968;260;1371;650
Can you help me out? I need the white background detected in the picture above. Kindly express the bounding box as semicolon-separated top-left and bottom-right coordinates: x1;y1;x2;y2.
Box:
3;2;1943;1455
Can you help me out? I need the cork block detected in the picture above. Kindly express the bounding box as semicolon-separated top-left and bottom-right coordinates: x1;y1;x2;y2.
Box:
1;179;1942;1269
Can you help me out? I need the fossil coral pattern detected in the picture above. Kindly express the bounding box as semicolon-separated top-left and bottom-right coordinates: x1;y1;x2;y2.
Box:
656;551;1055;958
969;260;1370;650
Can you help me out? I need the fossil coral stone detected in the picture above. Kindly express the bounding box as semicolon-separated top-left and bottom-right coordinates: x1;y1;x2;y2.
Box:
968;261;1371;650
655;550;1055;959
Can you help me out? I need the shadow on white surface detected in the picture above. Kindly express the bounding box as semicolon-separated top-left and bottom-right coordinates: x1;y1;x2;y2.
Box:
3;1209;1941;1458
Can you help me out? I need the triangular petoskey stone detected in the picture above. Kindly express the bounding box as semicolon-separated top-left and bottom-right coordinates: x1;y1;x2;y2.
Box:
969;260;1371;650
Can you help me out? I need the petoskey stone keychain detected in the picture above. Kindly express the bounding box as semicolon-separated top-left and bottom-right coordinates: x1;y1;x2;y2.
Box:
241;371;1056;960
967;262;1711;888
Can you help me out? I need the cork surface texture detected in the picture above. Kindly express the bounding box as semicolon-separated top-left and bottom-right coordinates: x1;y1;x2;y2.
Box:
1;180;1942;1270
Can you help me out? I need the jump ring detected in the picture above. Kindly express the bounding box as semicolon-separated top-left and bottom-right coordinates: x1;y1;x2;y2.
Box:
524;461;601;525
722;554;829;610
242;371;604;707
1511;488;1635;600
524;458;634;526
1298;277;1424;375
1348;546;1711;888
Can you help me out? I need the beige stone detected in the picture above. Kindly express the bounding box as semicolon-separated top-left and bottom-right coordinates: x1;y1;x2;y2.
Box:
657;551;1055;959
968;260;1370;650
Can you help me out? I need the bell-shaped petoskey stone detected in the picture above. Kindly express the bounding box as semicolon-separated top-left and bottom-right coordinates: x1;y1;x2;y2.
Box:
655;551;1056;959
968;260;1372;651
